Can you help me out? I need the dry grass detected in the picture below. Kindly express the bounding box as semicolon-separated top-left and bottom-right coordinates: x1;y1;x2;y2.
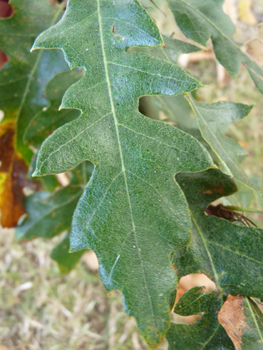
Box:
0;229;169;350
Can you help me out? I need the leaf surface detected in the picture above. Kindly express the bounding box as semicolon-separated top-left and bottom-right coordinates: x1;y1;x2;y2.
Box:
0;0;68;226
167;0;263;93
175;169;263;298
31;0;214;345
167;287;235;349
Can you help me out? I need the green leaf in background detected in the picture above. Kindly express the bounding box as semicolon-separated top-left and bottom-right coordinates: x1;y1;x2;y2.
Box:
50;232;87;274
132;35;201;64
218;295;263;350
24;70;83;148
0;0;68;162
175;169;263;298
186;95;263;203
0;0;68;227
16;185;83;241
167;287;235;349
167;0;263;93
31;0;214;345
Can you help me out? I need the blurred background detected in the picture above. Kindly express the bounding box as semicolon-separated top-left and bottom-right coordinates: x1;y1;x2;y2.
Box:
1;0;263;349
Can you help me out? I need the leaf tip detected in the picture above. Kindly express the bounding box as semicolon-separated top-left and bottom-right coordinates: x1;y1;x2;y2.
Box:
210;164;218;169
32;169;40;177
30;42;39;52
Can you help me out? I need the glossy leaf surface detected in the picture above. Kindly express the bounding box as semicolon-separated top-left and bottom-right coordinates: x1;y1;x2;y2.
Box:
167;0;263;93
31;0;214;345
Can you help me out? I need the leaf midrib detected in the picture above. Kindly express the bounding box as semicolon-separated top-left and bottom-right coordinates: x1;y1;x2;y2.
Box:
191;213;220;286
180;0;238;49
97;0;156;324
180;0;263;77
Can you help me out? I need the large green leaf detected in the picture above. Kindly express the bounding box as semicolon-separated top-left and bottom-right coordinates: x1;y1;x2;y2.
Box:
0;0;68;227
167;0;263;93
186;95;263;203
175;169;263;298
167;287;235;349
31;0;214;345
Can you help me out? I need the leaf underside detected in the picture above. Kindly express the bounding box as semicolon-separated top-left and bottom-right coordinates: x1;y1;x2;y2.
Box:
31;0;214;345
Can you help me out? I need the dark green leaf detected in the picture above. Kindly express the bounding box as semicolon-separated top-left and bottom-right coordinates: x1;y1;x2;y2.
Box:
175;169;263;298
167;0;263;93
16;185;83;240
31;0;214;345
50;232;86;274
167;287;235;349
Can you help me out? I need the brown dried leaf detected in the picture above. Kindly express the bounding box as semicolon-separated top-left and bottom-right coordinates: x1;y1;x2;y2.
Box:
0;122;40;227
218;295;248;350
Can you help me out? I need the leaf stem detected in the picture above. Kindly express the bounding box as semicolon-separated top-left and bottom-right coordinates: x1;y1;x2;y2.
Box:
224;206;263;215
